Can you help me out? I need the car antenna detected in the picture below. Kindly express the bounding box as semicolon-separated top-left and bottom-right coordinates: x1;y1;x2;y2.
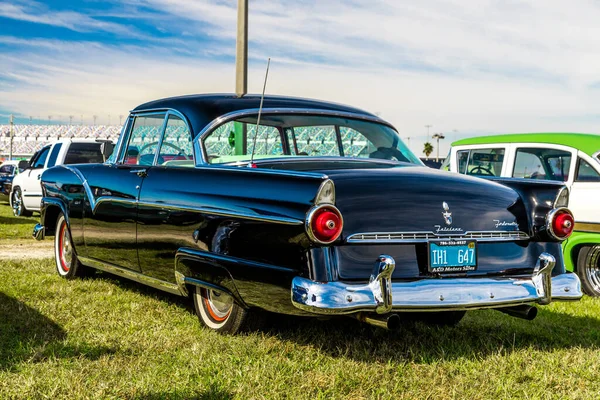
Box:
248;57;271;168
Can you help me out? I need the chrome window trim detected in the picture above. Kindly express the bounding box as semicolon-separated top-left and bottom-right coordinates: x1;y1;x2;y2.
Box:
115;108;194;165
346;230;531;244
116;111;167;165
194;108;395;166
593;150;600;163
156;112;195;167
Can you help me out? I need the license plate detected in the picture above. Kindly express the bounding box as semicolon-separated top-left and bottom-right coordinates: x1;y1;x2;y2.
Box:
428;240;477;273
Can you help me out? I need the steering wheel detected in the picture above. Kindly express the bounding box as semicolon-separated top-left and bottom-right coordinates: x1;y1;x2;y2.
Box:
468;166;494;176
137;141;192;165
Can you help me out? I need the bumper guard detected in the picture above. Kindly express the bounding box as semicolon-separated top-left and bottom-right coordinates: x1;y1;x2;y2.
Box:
291;253;582;315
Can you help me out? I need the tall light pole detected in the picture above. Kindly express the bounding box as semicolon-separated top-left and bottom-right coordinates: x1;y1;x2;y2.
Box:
235;0;248;97
425;124;432;140
432;133;445;162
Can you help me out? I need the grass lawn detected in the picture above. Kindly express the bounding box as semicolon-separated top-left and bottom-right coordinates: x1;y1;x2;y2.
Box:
0;202;38;240
1;258;600;399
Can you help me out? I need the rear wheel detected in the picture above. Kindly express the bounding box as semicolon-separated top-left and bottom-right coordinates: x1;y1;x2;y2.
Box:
193;286;263;334
11;187;32;217
54;213;90;279
411;311;466;326
577;245;600;297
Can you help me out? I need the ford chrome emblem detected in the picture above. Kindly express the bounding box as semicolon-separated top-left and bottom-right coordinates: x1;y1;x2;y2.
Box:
442;202;452;225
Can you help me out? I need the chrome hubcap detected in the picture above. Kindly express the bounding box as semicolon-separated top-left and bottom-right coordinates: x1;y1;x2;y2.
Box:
12;191;22;214
585;246;600;293
205;290;233;320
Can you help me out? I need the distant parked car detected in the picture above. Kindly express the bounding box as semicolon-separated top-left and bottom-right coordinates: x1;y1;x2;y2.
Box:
0;160;23;202
10;139;109;216
446;133;600;296
32;95;582;335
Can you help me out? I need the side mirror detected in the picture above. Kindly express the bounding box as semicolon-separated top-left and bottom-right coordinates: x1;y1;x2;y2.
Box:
100;141;115;161
18;160;30;170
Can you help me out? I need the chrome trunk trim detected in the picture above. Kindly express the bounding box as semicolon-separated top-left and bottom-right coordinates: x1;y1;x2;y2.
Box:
291;253;582;315
346;230;530;243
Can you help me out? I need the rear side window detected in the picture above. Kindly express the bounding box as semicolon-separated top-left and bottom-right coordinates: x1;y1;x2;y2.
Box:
31;146;50;169
576;158;600;182
456;148;504;176
513;148;571;181
64;143;104;165
47;143;63;167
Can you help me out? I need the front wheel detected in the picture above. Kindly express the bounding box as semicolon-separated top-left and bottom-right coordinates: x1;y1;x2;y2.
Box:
192;286;264;334
54;213;90;279
577;245;600;296
11;187;32;217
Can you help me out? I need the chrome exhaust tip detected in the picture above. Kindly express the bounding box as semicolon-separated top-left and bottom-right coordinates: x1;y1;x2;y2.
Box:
356;313;401;330
497;305;538;321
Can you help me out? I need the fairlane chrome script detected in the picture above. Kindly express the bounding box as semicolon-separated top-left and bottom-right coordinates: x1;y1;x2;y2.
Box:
493;220;519;229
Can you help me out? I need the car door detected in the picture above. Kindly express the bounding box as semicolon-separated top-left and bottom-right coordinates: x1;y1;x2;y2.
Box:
136;112;197;283
21;145;51;210
567;151;600;223
81;113;167;272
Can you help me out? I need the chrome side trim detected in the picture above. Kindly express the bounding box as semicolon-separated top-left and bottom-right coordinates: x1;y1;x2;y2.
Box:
575;222;600;234
79;256;184;296
137;200;303;226
194;108;394;165
346;230;530;243
291;253;582;315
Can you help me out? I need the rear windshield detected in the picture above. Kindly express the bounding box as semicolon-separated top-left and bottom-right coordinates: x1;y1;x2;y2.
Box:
203;114;421;165
64;143;104;164
0;165;15;175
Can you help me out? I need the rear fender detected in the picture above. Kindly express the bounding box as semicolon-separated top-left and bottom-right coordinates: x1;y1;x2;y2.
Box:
562;231;600;271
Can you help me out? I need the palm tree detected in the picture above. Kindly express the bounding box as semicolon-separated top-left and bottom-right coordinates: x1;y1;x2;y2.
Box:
423;142;434;159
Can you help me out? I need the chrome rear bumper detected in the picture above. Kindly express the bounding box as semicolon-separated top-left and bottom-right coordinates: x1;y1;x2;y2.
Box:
291;253;582;315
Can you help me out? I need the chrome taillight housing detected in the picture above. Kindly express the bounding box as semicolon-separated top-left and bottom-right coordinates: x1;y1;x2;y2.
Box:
306;205;344;244
547;208;575;240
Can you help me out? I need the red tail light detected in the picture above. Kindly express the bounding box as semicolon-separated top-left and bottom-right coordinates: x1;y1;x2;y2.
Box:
547;208;574;240
307;205;343;244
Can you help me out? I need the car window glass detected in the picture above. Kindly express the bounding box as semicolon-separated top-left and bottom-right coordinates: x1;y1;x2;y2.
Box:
124;114;166;165
513;148;571;181
32;146;50;169
47;143;63;168
0;165;14;174
465;148;504;176
64;143;104;164
157;115;194;167
292;126;340;156
339;127;377;157
576;158;600;182
457;150;469;174
205;121;282;162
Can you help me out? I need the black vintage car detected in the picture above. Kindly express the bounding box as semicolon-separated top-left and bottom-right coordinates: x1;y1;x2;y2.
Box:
33;94;582;333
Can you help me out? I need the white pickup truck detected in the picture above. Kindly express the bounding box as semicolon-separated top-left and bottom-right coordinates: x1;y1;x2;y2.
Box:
10;139;110;216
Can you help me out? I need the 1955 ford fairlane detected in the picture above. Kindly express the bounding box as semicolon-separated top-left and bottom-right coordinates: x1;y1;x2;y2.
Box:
33;94;582;333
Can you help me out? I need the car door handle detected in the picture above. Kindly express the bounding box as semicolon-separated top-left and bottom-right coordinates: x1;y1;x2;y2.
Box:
37;174;41;180
130;169;148;178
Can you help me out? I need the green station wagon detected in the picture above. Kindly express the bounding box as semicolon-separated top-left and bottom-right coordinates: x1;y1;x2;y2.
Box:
446;133;600;296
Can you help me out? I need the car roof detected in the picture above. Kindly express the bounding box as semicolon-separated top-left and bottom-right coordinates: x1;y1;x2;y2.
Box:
452;133;600;157
132;93;378;138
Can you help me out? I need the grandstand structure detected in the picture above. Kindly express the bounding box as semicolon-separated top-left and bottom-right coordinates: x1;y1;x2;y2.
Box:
0;125;122;159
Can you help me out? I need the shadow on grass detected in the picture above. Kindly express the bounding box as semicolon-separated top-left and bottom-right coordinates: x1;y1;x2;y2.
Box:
0;215;36;225
0;292;122;370
133;384;233;400
89;268;600;364
260;307;600;363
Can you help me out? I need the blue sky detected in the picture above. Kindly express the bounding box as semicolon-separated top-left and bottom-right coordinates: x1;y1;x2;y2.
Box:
2;0;600;156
